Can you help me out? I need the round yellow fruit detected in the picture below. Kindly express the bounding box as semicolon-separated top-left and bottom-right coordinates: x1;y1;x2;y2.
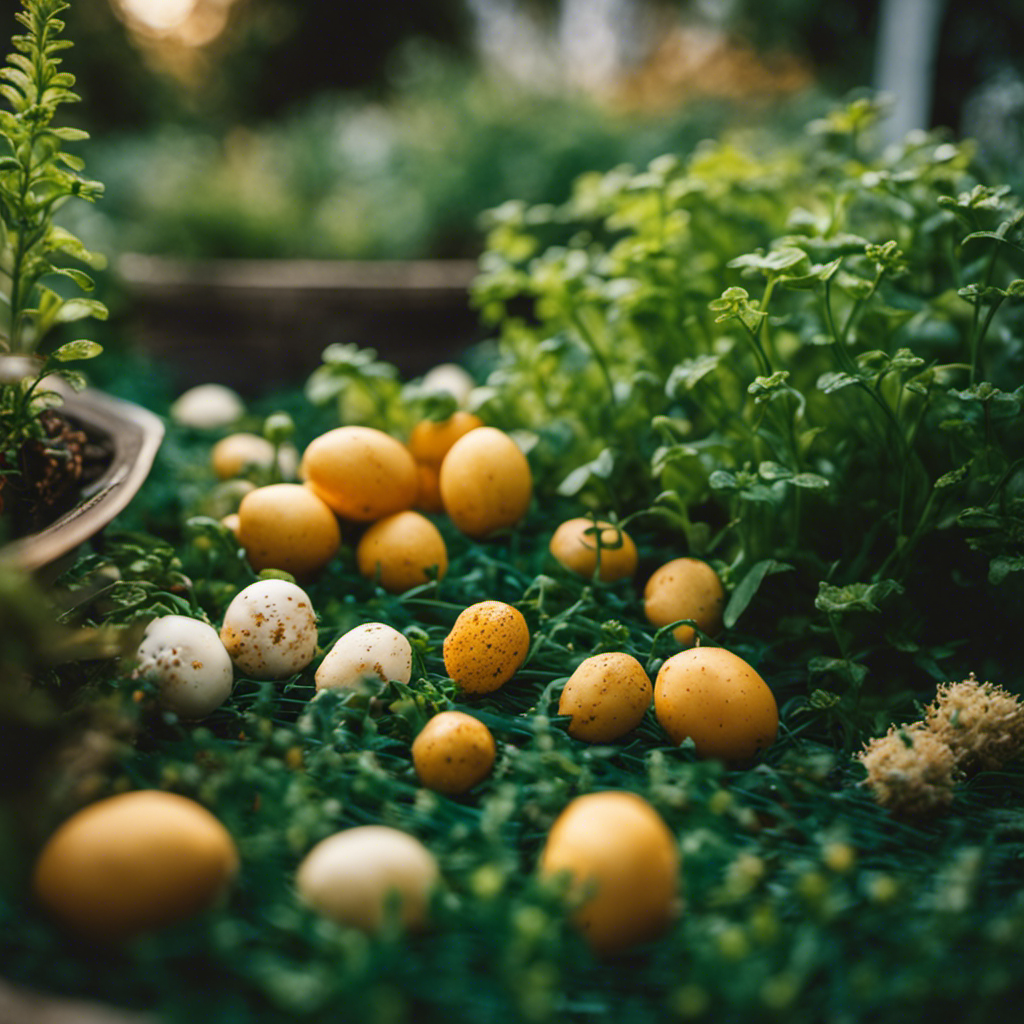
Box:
355;510;448;592
439;427;532;539
412;711;497;795
549;518;638;583
539;791;678;955
443;600;530;694
296;826;439;933
408;411;484;469
33;790;238;941
303;426;418;522
558;652;652;743
644;557;726;646
237;483;340;580
654;646;778;761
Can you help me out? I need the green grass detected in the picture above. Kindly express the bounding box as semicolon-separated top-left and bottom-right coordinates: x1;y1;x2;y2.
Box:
2;369;1024;1024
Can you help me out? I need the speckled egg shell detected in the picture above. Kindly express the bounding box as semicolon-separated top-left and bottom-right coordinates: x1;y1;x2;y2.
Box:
558;652;652;743
442;600;530;694
643;557;726;646
654;646;778;761
314;621;412;693
219;579;318;680
135;615;234;719
411;711;497;795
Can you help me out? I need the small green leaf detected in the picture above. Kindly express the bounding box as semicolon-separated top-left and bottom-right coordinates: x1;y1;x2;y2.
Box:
817;371;860;394
990;555;1024;585
934;464;970;489
757;461;792;481
57;369;88;392
790;473;830;490
723;559;794;628
54;298;108;324
708;469;738;492
51;339;102;362
815;579;904;615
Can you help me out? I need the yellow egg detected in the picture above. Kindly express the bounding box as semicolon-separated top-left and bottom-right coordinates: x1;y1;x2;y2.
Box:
211;433;298;480
439;427;532;539
654;646;778;761
644;557;726;646
414;461;445;514
408;411;484;468
32;790;238;941
558;652;652;743
355;510;448;592
237;483;341;580
443;600;530;694
296;826;439;933
539;791;678;955
303;426;418;522
549;518;638;583
411;711;497;795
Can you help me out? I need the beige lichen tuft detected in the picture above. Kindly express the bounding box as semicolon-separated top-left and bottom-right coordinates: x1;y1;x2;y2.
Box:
923;673;1024;773
858;723;956;817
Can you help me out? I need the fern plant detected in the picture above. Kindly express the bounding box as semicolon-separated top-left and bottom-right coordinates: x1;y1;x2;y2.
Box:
0;0;107;520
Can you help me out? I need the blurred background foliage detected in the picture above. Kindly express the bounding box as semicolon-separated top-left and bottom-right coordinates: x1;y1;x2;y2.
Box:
35;0;1024;262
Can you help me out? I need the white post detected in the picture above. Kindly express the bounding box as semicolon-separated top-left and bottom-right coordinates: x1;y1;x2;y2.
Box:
874;0;949;145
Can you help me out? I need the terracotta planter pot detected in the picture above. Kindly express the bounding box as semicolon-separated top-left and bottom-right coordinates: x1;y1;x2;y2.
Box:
0;378;164;574
116;254;485;396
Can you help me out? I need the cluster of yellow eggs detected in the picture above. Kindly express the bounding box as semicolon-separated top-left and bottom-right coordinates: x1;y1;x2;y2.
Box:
212;415;532;594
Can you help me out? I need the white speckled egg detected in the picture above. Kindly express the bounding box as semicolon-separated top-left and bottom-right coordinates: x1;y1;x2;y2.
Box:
219;579;318;680
134;615;234;719
315;622;412;693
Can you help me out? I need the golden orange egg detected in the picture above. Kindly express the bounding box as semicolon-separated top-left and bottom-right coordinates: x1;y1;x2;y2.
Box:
558;652;652;742
412;711;497;795
303;426;418;522
549;518;638;582
408;411;484;468
414;461;445;513
539;791;679;955
654;646;778;761
237;483;340;580
439;427;532;539
443;600;530;694
644;557;726;646
356;510;448;592
33;790;238;941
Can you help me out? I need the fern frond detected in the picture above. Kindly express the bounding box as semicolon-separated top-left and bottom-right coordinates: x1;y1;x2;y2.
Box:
0;0;106;355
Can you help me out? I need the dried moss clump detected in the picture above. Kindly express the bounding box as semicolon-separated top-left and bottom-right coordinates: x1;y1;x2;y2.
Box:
858;724;957;817
924;674;1024;773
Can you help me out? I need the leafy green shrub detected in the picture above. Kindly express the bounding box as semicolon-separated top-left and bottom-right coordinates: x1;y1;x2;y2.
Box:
74;57;801;261
472;95;1024;741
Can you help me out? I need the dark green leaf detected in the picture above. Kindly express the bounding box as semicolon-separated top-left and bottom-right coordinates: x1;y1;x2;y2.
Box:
723;559;794;628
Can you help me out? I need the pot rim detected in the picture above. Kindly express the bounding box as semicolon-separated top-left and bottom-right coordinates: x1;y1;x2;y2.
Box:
0;381;164;572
